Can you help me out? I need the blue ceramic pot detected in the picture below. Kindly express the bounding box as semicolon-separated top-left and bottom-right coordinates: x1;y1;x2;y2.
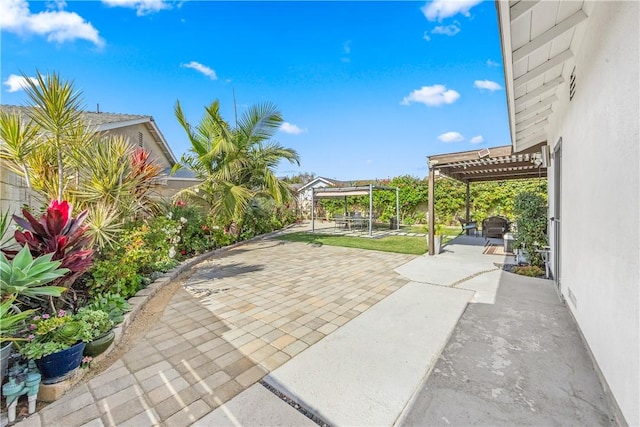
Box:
35;341;86;384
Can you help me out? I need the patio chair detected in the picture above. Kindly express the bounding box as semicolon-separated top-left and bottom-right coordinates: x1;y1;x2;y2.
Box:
352;215;367;231
482;216;510;238
333;214;347;230
457;217;478;236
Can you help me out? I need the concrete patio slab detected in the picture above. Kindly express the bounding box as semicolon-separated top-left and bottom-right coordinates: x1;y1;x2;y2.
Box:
394;235;511;289
194;384;315;426
264;281;474;426
454;268;503;304
399;272;616;426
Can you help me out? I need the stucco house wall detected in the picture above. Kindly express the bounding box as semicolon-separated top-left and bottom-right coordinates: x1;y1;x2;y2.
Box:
97;122;173;171
546;2;639;424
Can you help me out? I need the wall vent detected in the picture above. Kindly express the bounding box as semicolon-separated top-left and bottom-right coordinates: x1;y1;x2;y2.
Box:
137;132;143;147
569;66;576;101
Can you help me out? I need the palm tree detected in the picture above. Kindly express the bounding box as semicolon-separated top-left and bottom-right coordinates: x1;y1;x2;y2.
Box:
0;71;163;249
173;99;300;227
20;71;85;202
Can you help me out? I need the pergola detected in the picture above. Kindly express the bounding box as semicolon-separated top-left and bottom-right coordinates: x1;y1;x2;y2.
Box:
427;144;548;255
311;184;400;236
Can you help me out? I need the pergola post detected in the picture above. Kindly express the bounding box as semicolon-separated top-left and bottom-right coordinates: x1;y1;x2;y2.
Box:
428;165;435;255
395;187;400;230
465;181;471;235
369;184;373;236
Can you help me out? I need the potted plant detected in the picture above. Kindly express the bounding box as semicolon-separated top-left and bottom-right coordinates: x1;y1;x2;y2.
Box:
17;310;87;384
433;223;443;254
75;308;114;357
1;244;70;384
0;297;36;384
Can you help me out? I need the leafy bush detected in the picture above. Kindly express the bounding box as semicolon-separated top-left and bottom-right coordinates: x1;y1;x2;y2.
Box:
87;255;144;299
10;200;94;288
513;192;548;267
168;202;217;257
85;292;131;325
512;265;545;277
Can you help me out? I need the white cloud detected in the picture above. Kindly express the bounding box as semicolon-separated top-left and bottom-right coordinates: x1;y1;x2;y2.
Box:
421;0;483;21
101;0;171;16
0;0;104;47
401;84;460;107
341;40;351;63
431;23;460;36
280;122;306;135
3;74;38;93
422;31;431;42
438;132;464;143
470;135;484;144
182;61;217;80
486;59;500;67
343;40;351;55
474;79;502;91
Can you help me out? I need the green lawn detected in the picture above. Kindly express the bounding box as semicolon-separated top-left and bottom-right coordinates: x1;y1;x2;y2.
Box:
274;232;427;255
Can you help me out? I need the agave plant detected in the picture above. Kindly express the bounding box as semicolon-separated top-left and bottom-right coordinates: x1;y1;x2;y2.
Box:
10;199;94;288
0;245;69;299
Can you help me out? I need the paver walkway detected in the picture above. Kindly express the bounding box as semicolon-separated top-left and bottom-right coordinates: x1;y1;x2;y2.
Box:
20;236;415;426
13;225;616;427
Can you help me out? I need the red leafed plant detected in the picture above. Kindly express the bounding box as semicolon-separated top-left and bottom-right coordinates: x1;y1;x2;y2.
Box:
10;200;94;289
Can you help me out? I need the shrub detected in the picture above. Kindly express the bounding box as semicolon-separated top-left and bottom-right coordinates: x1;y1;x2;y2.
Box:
512;265;545;277
10;200;94;289
86;257;143;299
513;192;548;267
85;292;131;325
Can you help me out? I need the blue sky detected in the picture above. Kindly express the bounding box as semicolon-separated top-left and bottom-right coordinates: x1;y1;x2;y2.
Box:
1;0;508;181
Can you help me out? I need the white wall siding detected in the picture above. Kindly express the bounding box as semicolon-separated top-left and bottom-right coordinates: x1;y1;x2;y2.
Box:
548;2;639;424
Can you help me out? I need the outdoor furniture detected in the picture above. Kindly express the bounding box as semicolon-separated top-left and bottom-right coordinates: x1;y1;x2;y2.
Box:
333;214;347;230
457;217;478;236
482;216;510;238
351;214;367;231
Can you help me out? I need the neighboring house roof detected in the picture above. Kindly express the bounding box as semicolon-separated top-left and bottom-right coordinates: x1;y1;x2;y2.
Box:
168;167;199;181
0;105;178;166
296;177;347;193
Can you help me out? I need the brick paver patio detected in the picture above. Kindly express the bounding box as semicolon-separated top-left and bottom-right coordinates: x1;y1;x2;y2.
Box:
27;236;415;426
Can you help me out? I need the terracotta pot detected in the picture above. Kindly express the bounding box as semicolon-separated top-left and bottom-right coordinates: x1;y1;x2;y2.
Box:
83;330;115;357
